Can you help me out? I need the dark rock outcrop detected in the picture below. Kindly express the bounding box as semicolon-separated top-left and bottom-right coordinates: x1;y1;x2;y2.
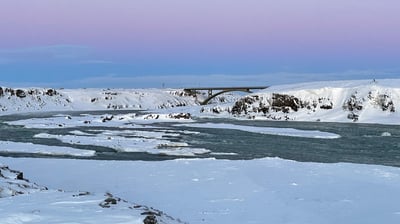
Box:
231;96;256;115
168;113;191;119
46;89;57;96
343;94;363;112
347;112;359;122
143;215;158;224
271;94;302;112
16;89;26;98
231;93;305;116
320;103;333;110
99;193;120;208
376;94;395;112
101;115;114;122
342;93;363;121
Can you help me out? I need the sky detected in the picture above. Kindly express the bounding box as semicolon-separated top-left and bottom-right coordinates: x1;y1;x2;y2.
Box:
0;0;399;88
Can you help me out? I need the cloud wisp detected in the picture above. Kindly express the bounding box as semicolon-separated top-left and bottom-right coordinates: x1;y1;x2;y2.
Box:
0;45;112;65
0;45;90;60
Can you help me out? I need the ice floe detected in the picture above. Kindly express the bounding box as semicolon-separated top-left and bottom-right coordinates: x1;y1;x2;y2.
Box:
34;130;210;156
177;123;341;139
0;141;95;157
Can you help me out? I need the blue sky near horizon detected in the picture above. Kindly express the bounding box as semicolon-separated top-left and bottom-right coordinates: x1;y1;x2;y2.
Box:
0;0;399;88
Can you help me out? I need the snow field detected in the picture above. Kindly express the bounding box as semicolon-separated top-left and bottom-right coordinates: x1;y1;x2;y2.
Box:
2;157;400;224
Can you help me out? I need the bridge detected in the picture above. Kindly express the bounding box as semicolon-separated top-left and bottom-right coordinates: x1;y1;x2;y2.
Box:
183;86;269;105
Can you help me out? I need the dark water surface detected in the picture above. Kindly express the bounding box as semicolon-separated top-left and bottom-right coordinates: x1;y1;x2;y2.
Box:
1;111;400;167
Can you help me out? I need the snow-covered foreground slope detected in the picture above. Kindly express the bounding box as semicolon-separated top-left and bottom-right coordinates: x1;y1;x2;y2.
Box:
0;162;185;224
204;79;400;124
0;165;46;198
2;156;400;224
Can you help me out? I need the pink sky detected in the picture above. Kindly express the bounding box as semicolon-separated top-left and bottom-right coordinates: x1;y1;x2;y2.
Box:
1;0;399;50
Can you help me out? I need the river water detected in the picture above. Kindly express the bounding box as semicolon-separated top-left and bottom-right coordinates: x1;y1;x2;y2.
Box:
1;111;400;167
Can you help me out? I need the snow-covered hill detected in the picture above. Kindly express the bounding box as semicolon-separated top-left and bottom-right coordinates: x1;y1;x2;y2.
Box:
203;79;400;124
0;87;198;114
0;86;240;115
3;79;400;124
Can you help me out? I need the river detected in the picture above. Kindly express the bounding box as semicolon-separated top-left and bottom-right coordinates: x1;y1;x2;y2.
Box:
1;111;400;167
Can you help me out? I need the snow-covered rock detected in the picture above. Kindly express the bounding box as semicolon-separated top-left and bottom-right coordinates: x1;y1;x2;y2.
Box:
0;165;46;198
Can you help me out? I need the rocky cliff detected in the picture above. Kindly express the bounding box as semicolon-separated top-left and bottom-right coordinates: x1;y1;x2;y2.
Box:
203;79;400;124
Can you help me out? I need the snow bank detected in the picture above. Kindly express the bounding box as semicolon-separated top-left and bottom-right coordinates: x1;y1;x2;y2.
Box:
7;112;193;129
